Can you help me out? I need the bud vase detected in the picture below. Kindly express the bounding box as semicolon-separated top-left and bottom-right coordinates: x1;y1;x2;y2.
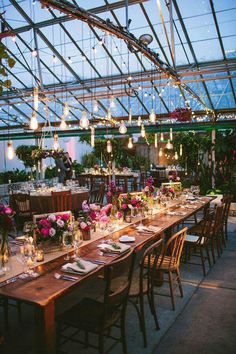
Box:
81;229;91;241
0;231;10;271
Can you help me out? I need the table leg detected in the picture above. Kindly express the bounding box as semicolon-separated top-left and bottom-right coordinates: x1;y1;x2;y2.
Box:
34;302;56;354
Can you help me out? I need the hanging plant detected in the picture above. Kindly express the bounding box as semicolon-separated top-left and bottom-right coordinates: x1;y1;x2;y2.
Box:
170;107;192;122
0;43;16;93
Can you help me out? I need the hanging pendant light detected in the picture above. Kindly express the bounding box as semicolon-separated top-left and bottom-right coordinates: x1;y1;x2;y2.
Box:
107;140;112;153
149;109;156;123
128;108;132;125
137;116;142;126
91;127;95;148
141;124;146;138
6;140;15;160
160;132;164;141
170;127;173;141
174;151;178;160
110;97;116;108
159;147;163;157
127;136;133;149
60;116;67;130
80;111;89;129
154;133;158;148
107;108;112;120
63;102;69;117
33;86;39;111
119;120;127;134
30;111;38;130
53;134;59;150
93;100;99;113
166;139;173;150
180;144;183;156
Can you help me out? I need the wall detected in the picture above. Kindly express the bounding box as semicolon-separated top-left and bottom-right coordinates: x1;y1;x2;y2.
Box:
0;136;92;172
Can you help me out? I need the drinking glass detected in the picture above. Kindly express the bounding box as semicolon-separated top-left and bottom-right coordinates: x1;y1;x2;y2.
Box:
72;232;82;259
63;232;73;260
22;241;38;276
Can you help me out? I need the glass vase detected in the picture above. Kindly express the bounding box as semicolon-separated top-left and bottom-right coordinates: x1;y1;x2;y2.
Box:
0;231;10;272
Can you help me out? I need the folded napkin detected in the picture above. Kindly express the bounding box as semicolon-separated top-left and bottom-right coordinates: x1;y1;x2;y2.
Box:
136;225;162;234
98;242;130;254
62;259;98;275
119;235;135;243
166;211;186;216
184;205;198;209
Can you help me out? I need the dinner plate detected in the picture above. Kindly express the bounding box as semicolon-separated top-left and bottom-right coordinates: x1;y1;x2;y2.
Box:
119;235;135;243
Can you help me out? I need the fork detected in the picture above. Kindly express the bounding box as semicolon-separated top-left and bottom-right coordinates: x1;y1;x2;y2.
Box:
54;273;77;282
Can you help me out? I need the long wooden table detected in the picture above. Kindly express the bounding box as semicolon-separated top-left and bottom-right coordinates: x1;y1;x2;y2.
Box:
0;197;212;354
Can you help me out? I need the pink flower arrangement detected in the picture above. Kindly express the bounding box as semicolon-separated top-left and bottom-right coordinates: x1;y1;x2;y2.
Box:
0;203;15;232
36;213;71;243
168;170;180;182
170;107;192;122
144;176;155;197
106;182;123;204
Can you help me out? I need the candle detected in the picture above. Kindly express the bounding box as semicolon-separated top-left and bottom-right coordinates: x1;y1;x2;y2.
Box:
8;179;11;184
36;250;44;262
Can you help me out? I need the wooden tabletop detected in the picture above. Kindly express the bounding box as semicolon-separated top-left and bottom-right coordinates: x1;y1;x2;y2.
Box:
0;197;212;307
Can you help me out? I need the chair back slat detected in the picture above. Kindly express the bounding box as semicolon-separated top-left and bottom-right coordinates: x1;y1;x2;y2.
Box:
13;193;31;213
51;190;72;212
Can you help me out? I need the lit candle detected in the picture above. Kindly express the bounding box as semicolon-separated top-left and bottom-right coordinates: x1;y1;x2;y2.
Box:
36;249;44;262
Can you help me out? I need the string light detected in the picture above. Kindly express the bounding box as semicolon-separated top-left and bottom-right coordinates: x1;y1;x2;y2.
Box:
91;127;95;148
52;55;57;63
119;120;127;134
149;108;156;123
30;111;38;130
159;147;163;157
33;86;39;111
170;127;173;141
80;111;89;129
154;133;158;148
31;48;37;57
107;140;112;153
53;134;59;150
12;35;16;43
160;132;164;141
63;102;69;117
107;108;112;120
137;116;142;126
141;124;146;138
174;151;178;160
180;144;183;156
166;139;173;150
128;108;132;125
93;100;99;113
127;137;133;149
67;57;72;64
110;97;116;108
6;140;15;160
60;116;67;130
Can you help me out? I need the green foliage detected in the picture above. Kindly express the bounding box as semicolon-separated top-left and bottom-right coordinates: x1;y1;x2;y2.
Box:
45;166;57;179
15;145;38;168
0;169;33;184
72;160;84;174
81;153;98;167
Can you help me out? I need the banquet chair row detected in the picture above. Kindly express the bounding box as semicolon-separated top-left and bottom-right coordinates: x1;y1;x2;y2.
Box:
56;227;188;353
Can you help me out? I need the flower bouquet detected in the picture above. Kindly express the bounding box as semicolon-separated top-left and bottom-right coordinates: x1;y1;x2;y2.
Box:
118;194;134;222
161;186;175;199
168;170;180;183
106;182;123;205
0;203;15;269
143;176;155;197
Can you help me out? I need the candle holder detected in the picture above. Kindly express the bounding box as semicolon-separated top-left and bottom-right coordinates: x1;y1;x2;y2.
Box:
36;249;44;262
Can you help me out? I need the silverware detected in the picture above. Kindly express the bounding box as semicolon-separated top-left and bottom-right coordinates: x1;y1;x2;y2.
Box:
0;277;18;287
84;259;106;265
54;273;77;282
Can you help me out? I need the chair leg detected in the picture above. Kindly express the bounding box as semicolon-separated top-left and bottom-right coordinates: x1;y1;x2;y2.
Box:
205;245;211;267
98;333;104;354
148;292;160;330
168;271;175;311
121;315;128;354
139;294;147;347
17;301;22;322
211;240;216;264
176;268;183;297
199;247;206;276
225;221;228;241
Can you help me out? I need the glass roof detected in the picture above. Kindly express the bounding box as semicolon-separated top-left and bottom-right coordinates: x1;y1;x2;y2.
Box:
0;0;235;130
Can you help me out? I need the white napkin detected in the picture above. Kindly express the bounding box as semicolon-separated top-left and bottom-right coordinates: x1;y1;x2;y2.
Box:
166;211;186;216
119;235;135;243
62;260;98;275
98;242;130;254
136;225;162;233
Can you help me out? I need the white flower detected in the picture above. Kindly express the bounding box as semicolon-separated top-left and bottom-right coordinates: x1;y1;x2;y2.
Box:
49;228;56;237
80;221;87;230
48;214;56;222
57;219;64;228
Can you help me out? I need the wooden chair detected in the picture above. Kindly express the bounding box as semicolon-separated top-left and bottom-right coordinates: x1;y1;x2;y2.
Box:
184;214;213;276
221;194;232;241
11;192;33;233
51;190;72;212
153;227;187;310
97;183;106;205
56;250;135;354
128;238;163;347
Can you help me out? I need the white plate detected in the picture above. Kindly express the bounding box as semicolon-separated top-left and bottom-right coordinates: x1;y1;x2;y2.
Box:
119;235;135;243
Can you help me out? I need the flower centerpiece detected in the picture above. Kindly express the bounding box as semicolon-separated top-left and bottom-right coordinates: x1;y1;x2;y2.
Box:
77;201;101;240
118;193;133;222
168;170;180;183
160;186;175;199
143;176;155;197
0;203;15;269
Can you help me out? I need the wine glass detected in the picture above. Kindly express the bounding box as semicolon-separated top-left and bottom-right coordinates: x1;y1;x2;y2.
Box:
22;241;38;277
63;232;73;260
72;232;82;259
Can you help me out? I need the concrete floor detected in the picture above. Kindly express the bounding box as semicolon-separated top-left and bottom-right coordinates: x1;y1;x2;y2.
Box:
1;217;236;354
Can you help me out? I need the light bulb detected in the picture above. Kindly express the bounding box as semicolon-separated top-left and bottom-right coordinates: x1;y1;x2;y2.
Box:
12;35;16;43
60;117;67;130
128;108;132;125
119;120;127;134
30;111;38;130
67;56;72;64
91;127;95;148
33;86;39;111
53;134;59;150
141;124;146;138
31;48;37;57
170;127;173;141
52;55;57;63
149;108;156;123
127;137;133;149
166;139;173;150
175;151;178;160
63;102;69;117
154;133;158;148
80;111;89;129
110;97;116;108
159;147;163;157
107;108;112;120
160;132;164;141
107;140;112;153
6;141;15;160
180;144;183;156
137;116;142;126
93;100;99;113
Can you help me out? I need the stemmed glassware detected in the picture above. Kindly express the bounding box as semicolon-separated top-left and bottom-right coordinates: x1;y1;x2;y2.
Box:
72;232;82;259
17;239;38;277
63;232;73;260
